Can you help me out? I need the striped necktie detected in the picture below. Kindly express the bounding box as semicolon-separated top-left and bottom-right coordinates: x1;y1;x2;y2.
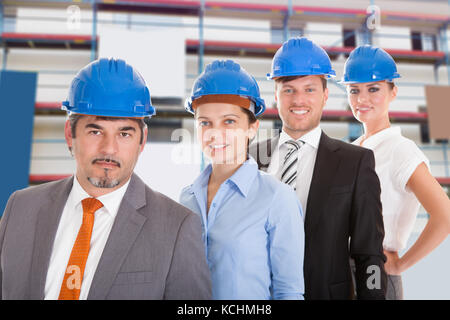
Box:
280;140;304;189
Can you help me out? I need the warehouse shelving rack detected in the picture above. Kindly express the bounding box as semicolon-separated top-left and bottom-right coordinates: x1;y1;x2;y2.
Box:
2;1;449;66
1;0;449;185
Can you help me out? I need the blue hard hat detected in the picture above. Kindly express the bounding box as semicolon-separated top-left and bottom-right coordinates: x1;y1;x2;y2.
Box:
340;45;401;84
267;37;336;80
185;59;266;116
62;58;155;118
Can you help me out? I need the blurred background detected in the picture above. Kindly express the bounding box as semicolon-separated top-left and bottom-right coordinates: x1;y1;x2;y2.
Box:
0;0;449;299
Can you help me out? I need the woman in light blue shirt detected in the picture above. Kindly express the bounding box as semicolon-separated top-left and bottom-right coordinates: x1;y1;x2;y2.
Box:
179;60;305;300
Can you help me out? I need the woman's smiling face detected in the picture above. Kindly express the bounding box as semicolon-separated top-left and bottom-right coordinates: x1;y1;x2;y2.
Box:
346;80;397;125
195;102;258;165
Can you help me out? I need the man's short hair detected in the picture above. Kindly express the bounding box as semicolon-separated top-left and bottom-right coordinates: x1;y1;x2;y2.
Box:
274;75;327;90
68;114;147;145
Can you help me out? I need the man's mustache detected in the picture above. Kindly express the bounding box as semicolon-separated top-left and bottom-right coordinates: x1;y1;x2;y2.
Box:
92;157;121;168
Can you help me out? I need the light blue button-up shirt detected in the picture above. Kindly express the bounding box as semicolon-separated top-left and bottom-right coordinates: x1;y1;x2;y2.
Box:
179;157;305;300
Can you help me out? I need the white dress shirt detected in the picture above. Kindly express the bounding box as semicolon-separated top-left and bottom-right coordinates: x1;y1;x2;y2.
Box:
44;176;130;300
267;125;322;217
352;126;430;251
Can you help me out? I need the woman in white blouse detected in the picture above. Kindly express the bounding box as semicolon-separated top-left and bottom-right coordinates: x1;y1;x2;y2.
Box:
342;44;450;299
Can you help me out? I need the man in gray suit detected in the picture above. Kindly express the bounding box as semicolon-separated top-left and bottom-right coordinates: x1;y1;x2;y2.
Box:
0;58;212;300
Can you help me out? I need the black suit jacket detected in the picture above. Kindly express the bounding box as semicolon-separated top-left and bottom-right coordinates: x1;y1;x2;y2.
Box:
249;131;387;300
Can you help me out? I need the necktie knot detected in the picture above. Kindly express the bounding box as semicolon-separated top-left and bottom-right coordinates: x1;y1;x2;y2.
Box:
81;198;103;215
285;139;302;150
283;140;304;163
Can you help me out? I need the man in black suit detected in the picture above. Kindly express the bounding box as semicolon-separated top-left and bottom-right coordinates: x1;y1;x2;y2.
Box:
249;37;387;299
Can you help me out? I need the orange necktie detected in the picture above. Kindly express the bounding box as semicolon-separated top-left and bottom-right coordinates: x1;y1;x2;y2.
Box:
58;198;103;300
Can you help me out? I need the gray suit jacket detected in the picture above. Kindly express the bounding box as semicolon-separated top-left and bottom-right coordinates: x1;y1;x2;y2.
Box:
0;173;212;300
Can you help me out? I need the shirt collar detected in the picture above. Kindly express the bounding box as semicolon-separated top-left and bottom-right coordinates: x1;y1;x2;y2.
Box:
191;157;259;199
358;126;401;149
191;164;213;195
227;157;259;198
279;125;322;149
71;175;131;218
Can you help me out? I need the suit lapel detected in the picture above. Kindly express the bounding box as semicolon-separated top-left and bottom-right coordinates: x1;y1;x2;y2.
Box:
29;177;74;299
304;132;341;246
256;136;279;172
87;173;147;300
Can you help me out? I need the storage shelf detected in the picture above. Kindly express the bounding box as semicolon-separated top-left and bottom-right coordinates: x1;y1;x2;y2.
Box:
29;174;71;184
1;32;97;50
2;33;445;65
4;1;449;29
97;0;201;16
262;108;428;123
187;39;446;64
207;2;450;29
34;101;429;124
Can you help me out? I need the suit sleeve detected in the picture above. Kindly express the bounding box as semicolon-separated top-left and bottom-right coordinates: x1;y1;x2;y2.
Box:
350;149;387;300
0;191;17;300
164;211;212;300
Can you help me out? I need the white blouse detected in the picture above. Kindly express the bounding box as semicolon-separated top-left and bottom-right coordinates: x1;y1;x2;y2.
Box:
352;127;430;251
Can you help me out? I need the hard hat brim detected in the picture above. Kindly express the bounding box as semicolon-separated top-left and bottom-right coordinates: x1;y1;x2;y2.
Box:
62;102;156;118
267;71;336;80
339;74;401;85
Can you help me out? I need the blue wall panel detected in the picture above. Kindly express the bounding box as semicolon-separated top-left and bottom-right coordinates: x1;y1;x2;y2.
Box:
0;70;37;216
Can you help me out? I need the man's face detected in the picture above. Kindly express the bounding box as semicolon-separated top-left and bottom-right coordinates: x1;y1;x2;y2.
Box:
65;115;147;195
275;75;328;139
